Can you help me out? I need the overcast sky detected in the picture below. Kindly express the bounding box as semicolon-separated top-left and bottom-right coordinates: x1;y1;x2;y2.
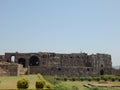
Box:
0;0;120;66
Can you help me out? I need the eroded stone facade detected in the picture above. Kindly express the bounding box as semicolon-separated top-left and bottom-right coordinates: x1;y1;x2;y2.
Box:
2;52;112;77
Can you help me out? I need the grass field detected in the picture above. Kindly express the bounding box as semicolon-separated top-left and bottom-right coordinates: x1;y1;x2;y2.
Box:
61;81;120;90
0;75;38;89
0;75;120;90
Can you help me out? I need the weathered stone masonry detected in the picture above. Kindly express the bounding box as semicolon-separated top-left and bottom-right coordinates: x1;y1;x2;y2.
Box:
2;52;112;76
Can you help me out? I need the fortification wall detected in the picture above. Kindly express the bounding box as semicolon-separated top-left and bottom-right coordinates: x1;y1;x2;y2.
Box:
2;52;112;76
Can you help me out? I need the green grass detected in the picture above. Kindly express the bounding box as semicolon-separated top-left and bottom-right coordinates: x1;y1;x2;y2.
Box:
0;75;38;89
0;75;120;90
61;81;89;90
61;81;120;90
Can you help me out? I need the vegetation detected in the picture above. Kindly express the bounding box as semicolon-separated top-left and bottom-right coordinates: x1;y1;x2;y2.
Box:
0;74;120;89
95;77;101;81
64;76;68;81
54;75;60;80
118;77;120;81
90;87;99;90
17;78;29;89
111;77;116;82
52;84;70;90
80;77;85;81
72;76;76;81
35;80;45;89
72;86;79;90
88;76;92;82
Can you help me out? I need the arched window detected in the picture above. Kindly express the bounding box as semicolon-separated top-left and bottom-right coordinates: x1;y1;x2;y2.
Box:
100;69;104;75
101;64;103;67
18;58;26;67
29;56;39;66
10;56;15;63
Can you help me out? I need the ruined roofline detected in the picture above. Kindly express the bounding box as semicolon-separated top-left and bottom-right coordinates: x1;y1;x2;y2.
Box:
4;52;111;56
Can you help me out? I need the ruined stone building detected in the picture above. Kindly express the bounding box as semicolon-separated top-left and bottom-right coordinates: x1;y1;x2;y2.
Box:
0;52;112;76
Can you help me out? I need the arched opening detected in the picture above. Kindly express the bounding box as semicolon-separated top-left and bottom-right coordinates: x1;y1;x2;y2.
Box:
18;58;26;67
10;56;15;63
87;68;90;71
101;64;103;67
100;69;104;75
29;56;39;66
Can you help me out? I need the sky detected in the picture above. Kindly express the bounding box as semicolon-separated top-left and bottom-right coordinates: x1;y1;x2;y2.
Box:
0;0;120;66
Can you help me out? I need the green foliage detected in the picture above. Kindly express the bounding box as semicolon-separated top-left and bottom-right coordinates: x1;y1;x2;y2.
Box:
102;75;108;81
35;80;45;89
115;76;119;80
44;76;60;85
80;77;84;81
17;78;29;89
101;75;118;81
72;86;79;90
37;73;45;80
90;87;99;90
52;84;69;90
111;76;116;82
54;75;60;80
46;83;52;89
95;77;101;81
118;77;120;82
72;76;76;81
64;76;68;81
88;76;92;82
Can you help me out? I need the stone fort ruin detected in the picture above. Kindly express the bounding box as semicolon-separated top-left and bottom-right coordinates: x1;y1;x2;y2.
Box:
0;52;112;76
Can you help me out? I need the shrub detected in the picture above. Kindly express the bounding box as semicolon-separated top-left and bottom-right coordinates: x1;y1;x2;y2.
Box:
64;76;68;81
80;77;84;81
115;76;119;80
118;77;120;82
88;76;92;82
95;77;101;81
102;75;108;81
17;78;29;89
72;76;76;81
54;75;60;80
111;77;116;82
35;80;45;89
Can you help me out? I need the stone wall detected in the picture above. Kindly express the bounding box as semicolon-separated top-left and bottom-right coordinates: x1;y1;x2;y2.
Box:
3;52;112;76
112;68;120;76
0;62;22;76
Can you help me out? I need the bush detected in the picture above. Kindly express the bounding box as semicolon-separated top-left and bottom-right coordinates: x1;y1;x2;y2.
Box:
36;80;45;89
72;76;76;81
111;77;116;82
102;75;108;81
54;75;60;80
118;77;120;82
95;77;101;81
88;76;92;82
80;77;84;81
64;76;68;81
17;78;29;89
115;76;119;80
